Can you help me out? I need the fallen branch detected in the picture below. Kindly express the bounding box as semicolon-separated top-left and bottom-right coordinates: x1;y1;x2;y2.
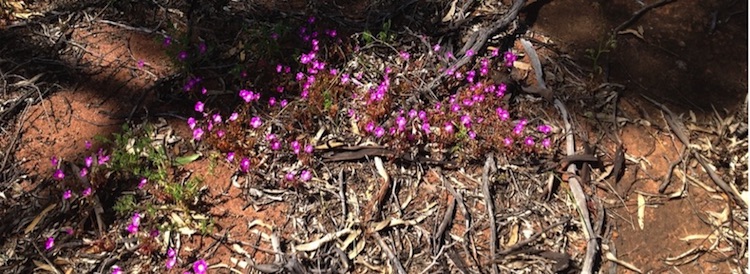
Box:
555;98;599;274
481;153;499;274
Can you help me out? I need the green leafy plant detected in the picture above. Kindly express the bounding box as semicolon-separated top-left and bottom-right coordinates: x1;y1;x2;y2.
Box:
113;194;137;215
584;35;617;75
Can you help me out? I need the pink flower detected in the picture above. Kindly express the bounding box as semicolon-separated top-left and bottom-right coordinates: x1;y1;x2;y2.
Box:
228;113;238;121
538;125;552;134
82;187;92;197
167;248;176;258
138;178;147;189
496;107;509;121
79;167;88;177
300;170;312;182
163;36;172;46
111;265;122;274
421;122;431;134
85;155;93;168
280;99;288;107
542;138;551;148
504;137;513;146
226;152;235;163
45;237;55;250
50;156;58;166
137;60;145;68
166;257;176;270
285;172;296;181
365;121;376;133
240;157;250;173
97;148;110;165
249;116;263;129
271;141;281;150
53;169;65;180
187;117;197;129
84;140;92;150
524;136;535;146
443;122;454;134
239;89;254;103
399;51;410;60
127;223;138;234
291;141;301;154
460;115;472;127
193;259;208;274
178;51;188;61
374;127;385;138
193;128;204;141
212;114;222;124
62;189;72;200
504;51;517;67
194;101;204;112
304;144;314;154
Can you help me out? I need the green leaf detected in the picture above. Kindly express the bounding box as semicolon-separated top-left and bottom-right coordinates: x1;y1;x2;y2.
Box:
175;153;201;165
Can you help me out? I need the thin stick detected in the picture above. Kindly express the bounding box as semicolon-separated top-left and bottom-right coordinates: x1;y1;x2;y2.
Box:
613;0;675;34
555;99;598;274
481;153;499;274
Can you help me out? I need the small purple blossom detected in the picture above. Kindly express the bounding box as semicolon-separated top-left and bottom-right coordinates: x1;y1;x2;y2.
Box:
166;257;176;270
504;137;513;146
53;169;65;180
137;60;145;68
496;107;510;121
85;140;92;150
538;125;552;134
285;172;296;181
299;170;312;182
163;36;172;46
228;113;238;121
249;116;263;129
239;89;254;103
178;51;188;61
399;51;410;60
194;101;204;113
79;167;88;177
187;117;197;129
524;136;535;146
82;187;92;197
63;189;72;200
240;157;250;173
504;51;517;67
97;148;110;165
542;138;552;148
45;237;54;250
271;141;281;150
193;259;208;274
212;114;222;124
460;115;472;127
111;265;122;274
50;156;58;166
226;152;235;163
374;127;385;138
138;178;147;189
291;141;301;154
444;122;454;134
304;144;314;154
193;128;204;141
